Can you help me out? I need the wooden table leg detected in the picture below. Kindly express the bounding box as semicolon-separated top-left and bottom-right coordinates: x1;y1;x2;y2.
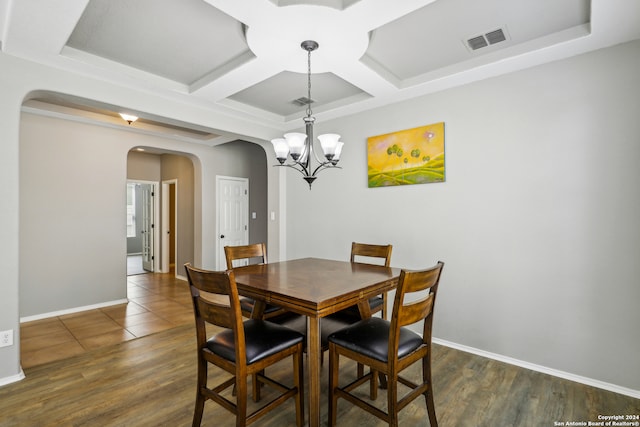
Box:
250;299;266;319
307;315;321;427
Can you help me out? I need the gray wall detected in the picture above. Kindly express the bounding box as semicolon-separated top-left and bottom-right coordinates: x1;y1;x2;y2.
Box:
161;154;195;272
284;40;640;391
19;113;130;317
213;141;269;246
18;123;267;318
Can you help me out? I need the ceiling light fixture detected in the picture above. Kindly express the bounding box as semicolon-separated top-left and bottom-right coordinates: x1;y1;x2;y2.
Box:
271;40;344;189
119;113;138;125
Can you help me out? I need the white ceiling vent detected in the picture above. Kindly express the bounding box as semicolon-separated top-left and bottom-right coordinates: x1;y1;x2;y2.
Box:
465;27;508;51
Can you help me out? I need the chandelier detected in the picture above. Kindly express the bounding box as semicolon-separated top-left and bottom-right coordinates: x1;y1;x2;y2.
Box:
271;40;344;189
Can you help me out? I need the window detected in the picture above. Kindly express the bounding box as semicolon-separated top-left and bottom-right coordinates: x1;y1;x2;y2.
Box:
126;183;136;237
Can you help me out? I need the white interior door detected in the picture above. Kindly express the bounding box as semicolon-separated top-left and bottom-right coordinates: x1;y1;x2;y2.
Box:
217;176;249;270
141;183;155;271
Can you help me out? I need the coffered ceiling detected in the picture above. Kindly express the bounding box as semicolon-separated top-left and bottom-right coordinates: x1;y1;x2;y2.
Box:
2;0;639;139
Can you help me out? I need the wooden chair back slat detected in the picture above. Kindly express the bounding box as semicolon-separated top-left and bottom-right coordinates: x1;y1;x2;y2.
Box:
224;243;267;269
397;293;434;328
391;261;444;349
184;263;243;337
350;242;392;266
196;298;233;329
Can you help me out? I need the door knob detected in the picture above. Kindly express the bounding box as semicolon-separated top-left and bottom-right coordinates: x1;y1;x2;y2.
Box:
220;235;225;238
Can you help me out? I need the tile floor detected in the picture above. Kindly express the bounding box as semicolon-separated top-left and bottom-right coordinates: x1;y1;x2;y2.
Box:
20;272;193;368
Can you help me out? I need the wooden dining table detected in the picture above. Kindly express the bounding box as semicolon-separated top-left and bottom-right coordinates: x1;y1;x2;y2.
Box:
232;257;401;427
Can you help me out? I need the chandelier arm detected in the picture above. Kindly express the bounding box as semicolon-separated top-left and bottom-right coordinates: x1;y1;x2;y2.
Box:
274;162;311;177
311;162;341;177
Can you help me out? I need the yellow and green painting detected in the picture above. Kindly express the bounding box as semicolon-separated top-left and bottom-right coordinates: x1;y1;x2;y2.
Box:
367;122;445;188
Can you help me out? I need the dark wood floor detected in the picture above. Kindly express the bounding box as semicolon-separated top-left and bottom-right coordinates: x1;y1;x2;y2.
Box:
3;274;639;426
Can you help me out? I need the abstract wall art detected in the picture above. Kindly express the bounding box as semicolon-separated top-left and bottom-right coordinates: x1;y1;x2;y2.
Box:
367;122;445;188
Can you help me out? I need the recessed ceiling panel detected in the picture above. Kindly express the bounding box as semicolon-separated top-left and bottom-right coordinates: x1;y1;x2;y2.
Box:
67;0;249;85
228;71;365;117
365;0;591;81
6;0;636;131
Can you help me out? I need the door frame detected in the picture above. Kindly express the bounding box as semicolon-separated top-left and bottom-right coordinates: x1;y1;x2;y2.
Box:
127;179;160;273
216;176;249;270
161;179;178;275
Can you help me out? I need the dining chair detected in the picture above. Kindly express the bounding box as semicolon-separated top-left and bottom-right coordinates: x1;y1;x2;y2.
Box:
224;243;288;319
327;261;444;427
324;242;393;382
184;263;305;427
347;242;393;319
223;243;330;361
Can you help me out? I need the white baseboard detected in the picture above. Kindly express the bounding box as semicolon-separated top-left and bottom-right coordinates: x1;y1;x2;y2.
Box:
0;369;25;387
433;337;640;399
20;299;129;323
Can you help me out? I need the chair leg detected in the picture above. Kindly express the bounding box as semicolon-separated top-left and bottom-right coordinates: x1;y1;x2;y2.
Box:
423;356;438;427
192;393;205;427
193;356;208;427
294;348;305;427
236;376;248;427
387;373;399;427
426;390;438;427
378;372;388;389
328;344;339;427
370;368;378;400
252;372;260;402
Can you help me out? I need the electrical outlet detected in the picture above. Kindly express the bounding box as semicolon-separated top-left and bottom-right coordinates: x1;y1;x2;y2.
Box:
0;330;14;347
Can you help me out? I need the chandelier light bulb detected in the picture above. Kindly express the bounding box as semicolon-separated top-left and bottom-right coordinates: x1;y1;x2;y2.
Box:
271;138;290;164
284;132;307;160
317;133;341;160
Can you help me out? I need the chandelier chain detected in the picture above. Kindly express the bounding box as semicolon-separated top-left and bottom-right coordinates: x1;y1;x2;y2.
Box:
306;47;313;117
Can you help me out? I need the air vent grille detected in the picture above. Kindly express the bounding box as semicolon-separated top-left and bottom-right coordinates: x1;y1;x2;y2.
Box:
292;97;314;106
485;29;506;45
467;35;488;50
465;27;507;51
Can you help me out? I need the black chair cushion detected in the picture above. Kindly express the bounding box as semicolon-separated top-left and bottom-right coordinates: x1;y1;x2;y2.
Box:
207;319;304;365
239;297;283;315
327;317;423;363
